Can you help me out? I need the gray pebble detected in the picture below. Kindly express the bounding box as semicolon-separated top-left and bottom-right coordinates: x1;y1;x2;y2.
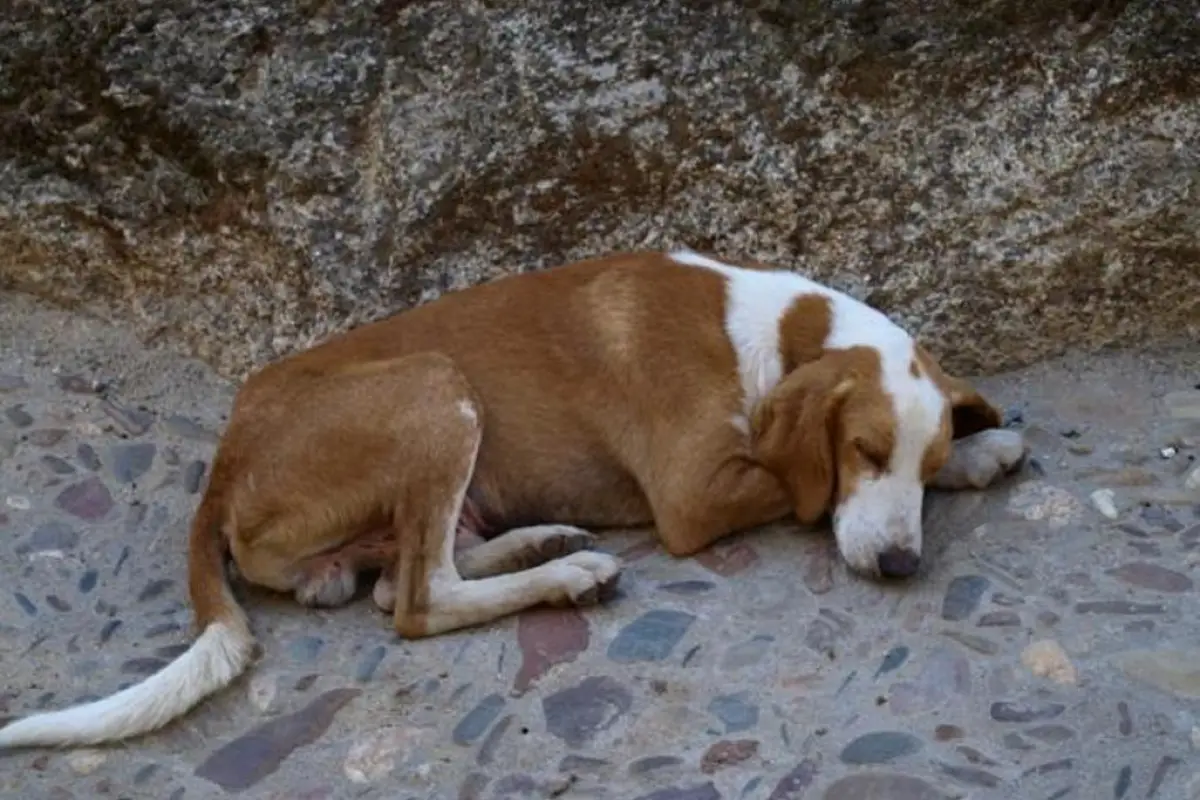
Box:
138;578;175;603
76;443;102;470
101;399;155;436
42;455;76;475
5;404;33;427
355;644;387;682
0;374;27;392
184;459;208;493
452;693;505;745
941;575;990;621
840;731;923;764
108;442;157;484
98;619;122;645
26;428;66;447
707;692;758;733
28;521;80;552
990;701;1066;723
14;592;36;615
608;609;696;663
164;414;219;443
542;676;632;747
78;570;98;593
288;636;325;663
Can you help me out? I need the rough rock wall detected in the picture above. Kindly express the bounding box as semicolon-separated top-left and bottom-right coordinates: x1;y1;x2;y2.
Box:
1;0;1197;379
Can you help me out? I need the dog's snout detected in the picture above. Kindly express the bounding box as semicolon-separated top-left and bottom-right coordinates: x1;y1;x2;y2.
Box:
877;546;920;579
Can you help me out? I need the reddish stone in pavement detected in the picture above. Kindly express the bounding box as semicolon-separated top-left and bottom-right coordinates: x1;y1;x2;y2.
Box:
55;477;114;522
695;541;759;576
701;739;759;774
513;607;589;694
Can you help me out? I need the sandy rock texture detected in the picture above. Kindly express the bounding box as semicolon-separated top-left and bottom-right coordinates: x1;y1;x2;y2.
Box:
1;0;1197;378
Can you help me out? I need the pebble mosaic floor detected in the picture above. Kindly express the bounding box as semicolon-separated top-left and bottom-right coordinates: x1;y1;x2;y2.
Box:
0;292;1198;800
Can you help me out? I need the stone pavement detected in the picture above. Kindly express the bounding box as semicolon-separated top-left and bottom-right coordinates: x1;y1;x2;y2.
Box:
0;290;1198;800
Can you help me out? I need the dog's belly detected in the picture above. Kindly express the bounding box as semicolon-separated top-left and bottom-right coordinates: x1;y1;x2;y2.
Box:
466;441;654;536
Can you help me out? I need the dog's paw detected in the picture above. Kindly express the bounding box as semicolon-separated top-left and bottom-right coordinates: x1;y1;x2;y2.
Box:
531;525;596;560
546;551;622;607
295;558;358;608
372;575;396;613
933;429;1029;491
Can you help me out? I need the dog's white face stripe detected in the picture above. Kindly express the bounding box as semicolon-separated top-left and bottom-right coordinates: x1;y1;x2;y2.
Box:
668;248;948;575
833;355;947;572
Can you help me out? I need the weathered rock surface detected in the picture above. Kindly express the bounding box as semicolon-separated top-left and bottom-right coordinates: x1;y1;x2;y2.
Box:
2;1;1197;378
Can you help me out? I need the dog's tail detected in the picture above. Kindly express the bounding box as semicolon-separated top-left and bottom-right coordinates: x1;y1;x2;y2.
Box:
0;487;256;749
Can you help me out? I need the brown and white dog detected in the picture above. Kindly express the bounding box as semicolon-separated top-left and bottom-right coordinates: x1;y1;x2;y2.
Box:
0;249;1025;749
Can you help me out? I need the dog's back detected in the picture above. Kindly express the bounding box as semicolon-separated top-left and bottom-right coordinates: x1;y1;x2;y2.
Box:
249;252;747;531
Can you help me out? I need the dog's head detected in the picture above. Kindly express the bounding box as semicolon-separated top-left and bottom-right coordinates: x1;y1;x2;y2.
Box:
750;343;1000;578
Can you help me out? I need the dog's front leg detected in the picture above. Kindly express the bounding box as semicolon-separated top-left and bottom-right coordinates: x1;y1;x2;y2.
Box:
930;429;1028;491
645;427;791;558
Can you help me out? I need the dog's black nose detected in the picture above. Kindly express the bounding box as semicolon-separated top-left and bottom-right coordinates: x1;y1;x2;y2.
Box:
877;547;921;579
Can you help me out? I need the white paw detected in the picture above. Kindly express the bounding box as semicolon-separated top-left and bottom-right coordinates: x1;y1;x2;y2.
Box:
934;429;1028;490
372;575;396;613
295;562;358;607
546;551;623;606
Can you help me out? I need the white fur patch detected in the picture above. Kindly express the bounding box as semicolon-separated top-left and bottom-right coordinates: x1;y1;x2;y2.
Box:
668;247;947;574
668;248;921;410
457;399;479;425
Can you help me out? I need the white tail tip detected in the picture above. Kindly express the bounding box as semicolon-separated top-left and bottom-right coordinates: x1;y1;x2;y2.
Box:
0;621;254;749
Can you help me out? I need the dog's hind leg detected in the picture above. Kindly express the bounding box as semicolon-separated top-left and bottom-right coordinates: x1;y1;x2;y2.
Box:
223;353;476;610
376;363;622;637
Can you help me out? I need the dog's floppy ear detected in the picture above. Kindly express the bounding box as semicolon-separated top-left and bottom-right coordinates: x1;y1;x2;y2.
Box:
915;345;1003;439
751;358;854;524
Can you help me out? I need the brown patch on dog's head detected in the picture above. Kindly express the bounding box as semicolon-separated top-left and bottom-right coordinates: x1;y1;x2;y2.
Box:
915;344;1003;439
750;346;892;524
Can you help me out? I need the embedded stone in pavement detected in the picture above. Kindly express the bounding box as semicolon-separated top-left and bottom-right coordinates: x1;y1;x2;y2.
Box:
514;608;590;694
708;692;759;734
607;609;695;663
767;759;818;799
453;693;505;746
54;478;113;522
542;676;632;747
1105;562;1194;593
106;442;157;484
940;575;990;621
700;739;759;775
839;731;923;765
989;701;1066;723
194;688;360;792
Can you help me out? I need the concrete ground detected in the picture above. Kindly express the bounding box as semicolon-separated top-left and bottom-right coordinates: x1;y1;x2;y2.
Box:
0;290;1198;800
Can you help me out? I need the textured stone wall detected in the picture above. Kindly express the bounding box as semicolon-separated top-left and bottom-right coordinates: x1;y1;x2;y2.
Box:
1;0;1197;379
